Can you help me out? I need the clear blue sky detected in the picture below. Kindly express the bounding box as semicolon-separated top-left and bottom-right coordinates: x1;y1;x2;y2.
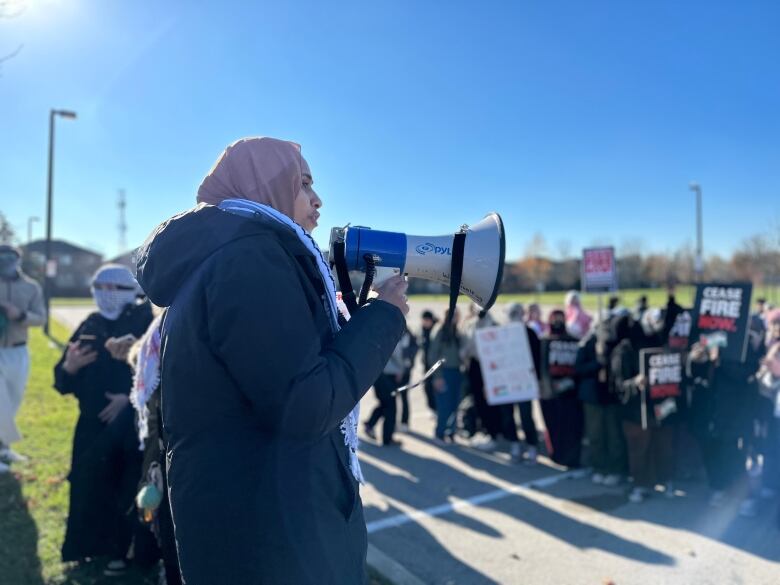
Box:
1;0;778;261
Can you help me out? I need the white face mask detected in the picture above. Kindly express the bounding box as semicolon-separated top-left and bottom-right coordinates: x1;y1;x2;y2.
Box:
93;288;137;321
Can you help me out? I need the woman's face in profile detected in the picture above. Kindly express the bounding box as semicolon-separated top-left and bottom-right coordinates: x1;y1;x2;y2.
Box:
293;158;322;233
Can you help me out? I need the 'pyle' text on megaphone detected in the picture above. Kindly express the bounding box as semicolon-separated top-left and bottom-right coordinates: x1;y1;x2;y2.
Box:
329;213;505;311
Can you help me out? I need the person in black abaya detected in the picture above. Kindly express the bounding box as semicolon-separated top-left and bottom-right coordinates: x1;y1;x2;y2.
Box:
53;265;153;575
540;309;584;468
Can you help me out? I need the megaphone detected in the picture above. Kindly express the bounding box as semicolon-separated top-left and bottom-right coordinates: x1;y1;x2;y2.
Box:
329;213;505;311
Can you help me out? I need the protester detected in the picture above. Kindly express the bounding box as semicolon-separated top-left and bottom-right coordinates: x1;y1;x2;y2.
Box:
754;341;780;526
609;312;677;503
136;137;408;585
565;290;592;340
505;302;542;463
685;312;763;509
634;295;649;322
755;297;767;327
526;302;545;337
128;311;182;585
53;264;153;574
540;309;583;468
364;336;407;447
0;244;45;472
738;315;774;516
419;310;439;415
397;325;419;432
576;316;626;486
430;308;463;444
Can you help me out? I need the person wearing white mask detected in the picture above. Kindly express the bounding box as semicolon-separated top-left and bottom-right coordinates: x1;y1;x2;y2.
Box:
53;264;153;575
0;245;46;472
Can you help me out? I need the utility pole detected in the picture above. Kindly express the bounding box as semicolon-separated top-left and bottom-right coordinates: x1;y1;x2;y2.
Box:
44;108;77;335
118;189;127;253
689;182;703;282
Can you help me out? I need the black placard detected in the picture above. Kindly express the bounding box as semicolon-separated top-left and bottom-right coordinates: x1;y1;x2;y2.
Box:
688;283;752;362
541;338;579;396
667;309;691;350
639;348;683;429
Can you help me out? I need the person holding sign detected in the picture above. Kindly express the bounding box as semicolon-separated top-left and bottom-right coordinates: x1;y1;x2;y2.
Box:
540;310;583;468
609;313;675;504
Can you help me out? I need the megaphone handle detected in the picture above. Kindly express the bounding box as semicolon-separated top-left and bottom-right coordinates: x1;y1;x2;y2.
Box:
445;230;468;328
331;241;359;315
357;254;376;307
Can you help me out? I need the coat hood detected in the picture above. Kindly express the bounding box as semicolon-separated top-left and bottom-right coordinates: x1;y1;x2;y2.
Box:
136;204;305;307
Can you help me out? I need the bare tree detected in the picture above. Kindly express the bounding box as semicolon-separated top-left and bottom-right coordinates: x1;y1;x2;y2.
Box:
555;239;572;260
0;0;25;74
0;212;16;244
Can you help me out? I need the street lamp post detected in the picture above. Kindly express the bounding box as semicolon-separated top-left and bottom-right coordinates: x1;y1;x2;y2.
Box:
689;182;703;283
27;216;40;244
44;108;77;335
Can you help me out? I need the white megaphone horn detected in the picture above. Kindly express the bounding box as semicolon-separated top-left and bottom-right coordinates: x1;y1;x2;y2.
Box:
329;213;506;311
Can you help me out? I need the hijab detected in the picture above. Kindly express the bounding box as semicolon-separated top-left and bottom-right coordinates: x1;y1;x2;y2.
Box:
196;137;307;219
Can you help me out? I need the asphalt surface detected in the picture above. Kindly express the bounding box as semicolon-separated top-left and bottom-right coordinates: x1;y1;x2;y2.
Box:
52;302;780;585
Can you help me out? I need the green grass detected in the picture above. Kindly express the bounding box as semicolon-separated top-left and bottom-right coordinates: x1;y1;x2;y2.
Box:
51;298;94;307
1;321;395;585
411;285;778;312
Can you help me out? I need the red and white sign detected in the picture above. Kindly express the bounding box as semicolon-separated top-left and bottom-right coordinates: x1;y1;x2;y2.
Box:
582;246;617;293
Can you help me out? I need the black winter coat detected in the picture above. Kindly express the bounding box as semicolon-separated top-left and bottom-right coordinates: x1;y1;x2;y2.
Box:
136;204;405;585
53;302;153;561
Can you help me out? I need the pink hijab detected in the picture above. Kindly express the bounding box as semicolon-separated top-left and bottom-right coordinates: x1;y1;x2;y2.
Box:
564;290;592;339
196;137;308;219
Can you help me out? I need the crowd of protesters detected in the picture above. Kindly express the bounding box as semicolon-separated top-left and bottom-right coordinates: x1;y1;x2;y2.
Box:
1;140;778;583
3;228;780;584
364;290;780;518
2;242;780;582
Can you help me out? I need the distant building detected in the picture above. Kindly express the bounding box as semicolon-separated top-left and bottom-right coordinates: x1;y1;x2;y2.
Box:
21;240;103;297
108;249;139;276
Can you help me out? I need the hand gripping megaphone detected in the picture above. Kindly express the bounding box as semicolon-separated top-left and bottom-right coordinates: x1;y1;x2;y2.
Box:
329;213;505;313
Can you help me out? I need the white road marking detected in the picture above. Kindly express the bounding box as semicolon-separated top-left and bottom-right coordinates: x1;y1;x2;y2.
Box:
366;468;588;534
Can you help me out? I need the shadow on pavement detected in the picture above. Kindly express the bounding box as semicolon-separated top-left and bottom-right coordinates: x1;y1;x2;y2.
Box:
0;472;44;585
360;445;676;573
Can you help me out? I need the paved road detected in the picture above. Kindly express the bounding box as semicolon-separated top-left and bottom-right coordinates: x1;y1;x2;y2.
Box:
52;303;780;584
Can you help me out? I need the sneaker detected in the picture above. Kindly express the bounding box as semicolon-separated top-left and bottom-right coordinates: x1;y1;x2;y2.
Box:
471;437;498;452
0;461;10;474
363;423;376;440
591;472;606;485
738;498;758;517
709;490;727;508
104;559;127;577
398;423;410;433
510;442;523;461
524;446;538;465
383;439;402;448
602;474;622;487
628;487;645;504
433;436;447;446
0;448;28;464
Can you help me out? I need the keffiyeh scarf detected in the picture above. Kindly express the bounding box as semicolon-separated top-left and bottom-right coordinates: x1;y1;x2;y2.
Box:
130;313;163;450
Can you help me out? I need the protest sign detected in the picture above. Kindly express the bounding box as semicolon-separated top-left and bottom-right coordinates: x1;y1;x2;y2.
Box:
667;309;692;350
540;338;579;397
581;246;618;293
639;348;683;430
688;283;752;362
475;322;539;405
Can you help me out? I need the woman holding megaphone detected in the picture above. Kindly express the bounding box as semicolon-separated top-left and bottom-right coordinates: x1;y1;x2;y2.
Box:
136;137;408;585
